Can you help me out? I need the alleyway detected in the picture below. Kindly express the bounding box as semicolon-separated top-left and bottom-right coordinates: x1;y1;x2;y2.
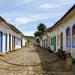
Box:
0;45;72;75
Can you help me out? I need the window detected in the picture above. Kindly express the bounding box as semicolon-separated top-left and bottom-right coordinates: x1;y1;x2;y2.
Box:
72;25;75;47
66;27;71;47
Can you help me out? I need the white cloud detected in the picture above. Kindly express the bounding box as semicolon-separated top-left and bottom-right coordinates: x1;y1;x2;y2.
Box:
16;0;33;6
15;17;34;24
23;31;34;36
30;14;50;20
30;13;63;21
6;13;63;25
59;0;74;5
39;3;59;9
6;14;50;25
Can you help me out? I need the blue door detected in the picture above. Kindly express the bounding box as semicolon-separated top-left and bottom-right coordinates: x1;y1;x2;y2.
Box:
14;36;15;49
9;34;11;50
21;39;22;47
5;34;7;51
0;32;3;52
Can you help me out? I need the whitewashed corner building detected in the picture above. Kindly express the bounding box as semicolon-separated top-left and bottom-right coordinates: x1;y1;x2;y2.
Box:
40;5;75;58
0;16;26;54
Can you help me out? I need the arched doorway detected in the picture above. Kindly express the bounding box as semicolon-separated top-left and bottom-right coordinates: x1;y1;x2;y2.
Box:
66;27;71;47
72;25;75;47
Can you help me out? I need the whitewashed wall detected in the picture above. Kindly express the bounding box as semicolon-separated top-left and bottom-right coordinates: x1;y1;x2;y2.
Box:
22;38;26;47
0;21;11;53
48;15;75;58
0;21;25;53
40;13;75;58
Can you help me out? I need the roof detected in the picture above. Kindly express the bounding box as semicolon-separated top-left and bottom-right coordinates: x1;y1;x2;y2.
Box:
7;23;21;33
44;27;52;34
45;4;75;33
0;16;25;37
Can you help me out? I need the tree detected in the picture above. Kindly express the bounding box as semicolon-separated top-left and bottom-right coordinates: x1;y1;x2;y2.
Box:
37;23;46;34
34;31;41;38
36;38;40;43
34;23;46;39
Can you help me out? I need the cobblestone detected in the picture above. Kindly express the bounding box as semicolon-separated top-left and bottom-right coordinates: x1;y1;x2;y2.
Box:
0;45;72;75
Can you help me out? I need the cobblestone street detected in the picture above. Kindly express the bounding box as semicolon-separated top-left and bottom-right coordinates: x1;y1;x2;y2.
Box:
0;45;72;75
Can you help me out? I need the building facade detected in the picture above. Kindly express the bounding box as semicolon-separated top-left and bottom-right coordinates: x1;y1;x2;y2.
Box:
0;16;26;54
40;5;75;58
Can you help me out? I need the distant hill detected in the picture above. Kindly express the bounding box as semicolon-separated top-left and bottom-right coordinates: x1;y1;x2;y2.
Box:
24;36;35;40
24;36;35;43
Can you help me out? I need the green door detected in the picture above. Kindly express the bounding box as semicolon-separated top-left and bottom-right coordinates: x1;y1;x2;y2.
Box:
60;33;63;50
53;36;56;51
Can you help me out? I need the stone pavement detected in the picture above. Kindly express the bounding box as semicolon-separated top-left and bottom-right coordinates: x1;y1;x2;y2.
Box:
0;45;72;75
72;64;75;75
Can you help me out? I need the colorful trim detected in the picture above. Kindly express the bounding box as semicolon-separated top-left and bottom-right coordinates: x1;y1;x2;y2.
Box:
5;33;7;51
0;32;3;52
72;24;75;48
66;27;71;48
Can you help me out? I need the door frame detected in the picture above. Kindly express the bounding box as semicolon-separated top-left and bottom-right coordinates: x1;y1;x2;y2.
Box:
5;33;7;51
54;36;56;51
60;32;63;50
21;38;22;48
0;32;3;52
9;34;11;50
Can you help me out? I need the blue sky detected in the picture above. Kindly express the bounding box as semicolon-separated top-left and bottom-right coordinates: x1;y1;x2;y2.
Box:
0;0;75;36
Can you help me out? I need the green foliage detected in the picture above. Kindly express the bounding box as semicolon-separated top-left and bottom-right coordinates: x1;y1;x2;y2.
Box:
34;31;41;38
34;23;46;38
37;23;46;33
25;36;35;43
25;36;34;39
36;38;40;43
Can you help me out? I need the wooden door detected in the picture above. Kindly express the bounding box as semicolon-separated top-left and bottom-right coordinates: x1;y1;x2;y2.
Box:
61;33;63;50
53;36;56;51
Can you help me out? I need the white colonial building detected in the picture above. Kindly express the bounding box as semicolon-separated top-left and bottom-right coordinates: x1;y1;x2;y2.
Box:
0;16;26;54
40;4;75;58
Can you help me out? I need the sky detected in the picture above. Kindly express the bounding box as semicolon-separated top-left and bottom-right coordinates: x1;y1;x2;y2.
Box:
0;0;75;36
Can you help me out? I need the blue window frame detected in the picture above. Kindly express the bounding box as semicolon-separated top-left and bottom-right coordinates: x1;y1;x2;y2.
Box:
72;24;75;48
21;38;22;47
66;27;71;48
14;36;15;49
5;34;7;51
0;32;3;52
